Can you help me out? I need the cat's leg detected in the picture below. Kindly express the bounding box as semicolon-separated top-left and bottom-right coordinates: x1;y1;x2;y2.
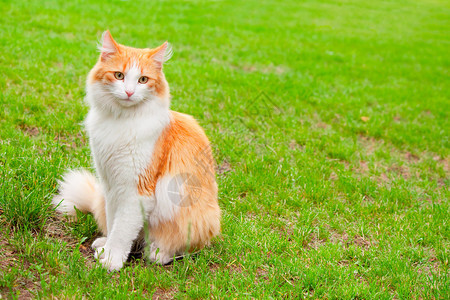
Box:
91;179;108;252
147;193;221;266
95;193;147;271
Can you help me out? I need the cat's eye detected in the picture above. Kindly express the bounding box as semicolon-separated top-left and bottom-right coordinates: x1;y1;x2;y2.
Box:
138;76;149;84
114;72;124;80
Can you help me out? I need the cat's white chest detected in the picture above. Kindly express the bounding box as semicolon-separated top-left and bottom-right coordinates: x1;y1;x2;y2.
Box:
85;108;168;191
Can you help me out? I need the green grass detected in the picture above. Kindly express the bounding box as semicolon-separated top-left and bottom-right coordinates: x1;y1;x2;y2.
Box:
0;0;449;298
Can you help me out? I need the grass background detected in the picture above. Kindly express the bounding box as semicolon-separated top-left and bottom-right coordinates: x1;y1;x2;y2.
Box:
0;0;449;298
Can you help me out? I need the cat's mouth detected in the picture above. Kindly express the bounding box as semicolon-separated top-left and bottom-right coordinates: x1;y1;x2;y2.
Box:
117;97;138;107
117;94;136;102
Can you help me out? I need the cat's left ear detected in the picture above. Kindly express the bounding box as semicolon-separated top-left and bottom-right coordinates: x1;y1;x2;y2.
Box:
98;30;120;61
150;42;173;68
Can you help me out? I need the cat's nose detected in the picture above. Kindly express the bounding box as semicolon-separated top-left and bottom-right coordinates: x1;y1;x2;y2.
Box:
125;90;134;98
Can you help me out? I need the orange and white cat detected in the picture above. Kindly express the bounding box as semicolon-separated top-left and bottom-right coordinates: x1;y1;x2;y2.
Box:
53;31;221;271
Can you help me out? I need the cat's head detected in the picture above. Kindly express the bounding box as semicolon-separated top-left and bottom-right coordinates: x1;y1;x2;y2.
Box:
87;31;172;112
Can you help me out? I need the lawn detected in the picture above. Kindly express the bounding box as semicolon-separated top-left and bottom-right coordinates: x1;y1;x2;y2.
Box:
0;0;449;298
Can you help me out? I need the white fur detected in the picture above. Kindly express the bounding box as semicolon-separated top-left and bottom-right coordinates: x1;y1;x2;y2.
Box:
52;170;101;216
148;174;184;226
152;42;173;63
163;43;173;62
91;237;107;249
85;73;170;270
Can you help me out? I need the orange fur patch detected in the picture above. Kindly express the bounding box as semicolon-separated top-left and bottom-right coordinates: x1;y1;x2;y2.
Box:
138;111;221;254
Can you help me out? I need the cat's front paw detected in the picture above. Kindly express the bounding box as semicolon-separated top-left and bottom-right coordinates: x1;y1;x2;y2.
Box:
100;254;125;271
95;247;127;271
94;245;106;260
92;237;107;250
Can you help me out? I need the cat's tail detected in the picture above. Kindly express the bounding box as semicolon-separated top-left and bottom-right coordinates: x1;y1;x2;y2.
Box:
52;170;107;234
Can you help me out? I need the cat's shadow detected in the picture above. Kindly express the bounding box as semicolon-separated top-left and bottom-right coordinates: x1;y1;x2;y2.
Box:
127;242;197;266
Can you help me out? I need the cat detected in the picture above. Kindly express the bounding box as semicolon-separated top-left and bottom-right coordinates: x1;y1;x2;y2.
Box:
52;31;221;271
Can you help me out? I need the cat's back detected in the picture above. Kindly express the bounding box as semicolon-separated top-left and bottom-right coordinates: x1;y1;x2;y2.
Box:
161;110;214;171
164;111;213;166
166;110;210;147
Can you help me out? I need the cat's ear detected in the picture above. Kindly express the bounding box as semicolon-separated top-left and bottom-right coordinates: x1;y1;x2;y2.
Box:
98;30;120;61
150;41;173;68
